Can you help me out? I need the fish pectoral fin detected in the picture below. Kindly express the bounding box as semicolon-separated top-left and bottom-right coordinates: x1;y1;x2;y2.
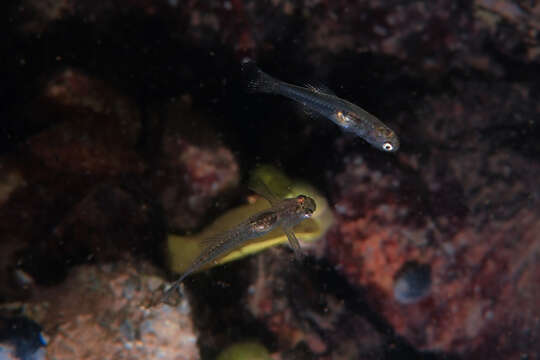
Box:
249;177;281;206
282;227;304;259
299;104;315;118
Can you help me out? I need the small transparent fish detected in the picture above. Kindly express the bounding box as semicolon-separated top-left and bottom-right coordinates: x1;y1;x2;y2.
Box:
243;60;400;152
161;180;316;302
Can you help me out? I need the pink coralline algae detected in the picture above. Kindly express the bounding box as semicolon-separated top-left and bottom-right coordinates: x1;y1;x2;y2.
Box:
150;101;240;231
16;0;540;70
26;261;200;360
327;81;540;359
246;251;384;359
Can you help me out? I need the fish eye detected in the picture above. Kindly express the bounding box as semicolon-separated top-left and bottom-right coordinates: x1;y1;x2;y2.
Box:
382;142;394;151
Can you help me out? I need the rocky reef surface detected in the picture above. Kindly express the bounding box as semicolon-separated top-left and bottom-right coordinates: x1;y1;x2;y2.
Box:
2;0;539;359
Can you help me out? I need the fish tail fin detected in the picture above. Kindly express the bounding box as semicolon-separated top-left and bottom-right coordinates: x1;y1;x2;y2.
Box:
160;273;188;304
242;58;278;94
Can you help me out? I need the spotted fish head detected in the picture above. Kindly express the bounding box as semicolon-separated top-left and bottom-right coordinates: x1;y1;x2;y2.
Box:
372;126;400;152
295;195;316;219
335;110;400;152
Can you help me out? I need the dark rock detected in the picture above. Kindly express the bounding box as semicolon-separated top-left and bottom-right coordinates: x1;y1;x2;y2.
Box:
22;261;200;359
0;316;46;360
246;252;385;359
25;68;145;176
148;100;240;231
327;79;540;358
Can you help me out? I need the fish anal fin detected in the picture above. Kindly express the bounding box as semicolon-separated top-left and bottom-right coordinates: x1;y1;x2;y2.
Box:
301;105;315;118
159;278;186;305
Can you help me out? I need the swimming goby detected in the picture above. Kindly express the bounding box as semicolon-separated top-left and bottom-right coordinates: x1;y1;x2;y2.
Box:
161;180;316;302
243;60;399;152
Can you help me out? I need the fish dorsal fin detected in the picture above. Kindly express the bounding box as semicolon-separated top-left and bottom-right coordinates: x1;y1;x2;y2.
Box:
249;177;281;206
305;83;337;96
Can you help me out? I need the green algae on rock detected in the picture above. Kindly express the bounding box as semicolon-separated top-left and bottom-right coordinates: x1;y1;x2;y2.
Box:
166;165;334;275
217;341;272;360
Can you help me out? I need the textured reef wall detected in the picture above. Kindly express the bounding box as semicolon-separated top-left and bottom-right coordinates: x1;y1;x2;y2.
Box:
1;0;539;359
